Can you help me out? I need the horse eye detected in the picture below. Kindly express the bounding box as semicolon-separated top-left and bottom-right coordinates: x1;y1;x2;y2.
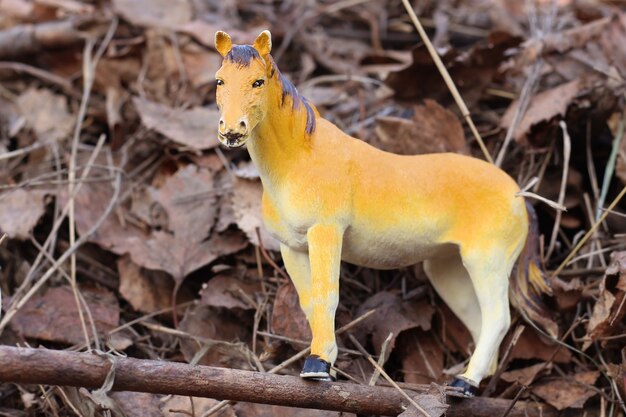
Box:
252;79;265;88
216;79;224;86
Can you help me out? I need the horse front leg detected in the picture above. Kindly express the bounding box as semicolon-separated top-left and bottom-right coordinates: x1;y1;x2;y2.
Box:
300;223;344;381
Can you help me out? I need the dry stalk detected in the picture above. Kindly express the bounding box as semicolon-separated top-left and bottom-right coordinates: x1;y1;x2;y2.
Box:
348;333;432;417
0;143;123;333
552;183;626;278
67;18;118;352
400;0;493;164
597;113;625;220
545;122;571;260
495;59;542;167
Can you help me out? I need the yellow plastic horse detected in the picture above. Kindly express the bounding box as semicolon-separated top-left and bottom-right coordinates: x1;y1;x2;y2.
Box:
213;30;553;396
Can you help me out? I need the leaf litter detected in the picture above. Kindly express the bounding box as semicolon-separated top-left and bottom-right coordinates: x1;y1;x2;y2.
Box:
1;0;626;415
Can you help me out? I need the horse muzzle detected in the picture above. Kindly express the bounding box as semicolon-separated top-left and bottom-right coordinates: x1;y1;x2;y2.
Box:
218;131;249;148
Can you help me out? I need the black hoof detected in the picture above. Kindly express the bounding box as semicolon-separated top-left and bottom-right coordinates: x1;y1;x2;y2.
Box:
449;377;478;397
300;355;335;381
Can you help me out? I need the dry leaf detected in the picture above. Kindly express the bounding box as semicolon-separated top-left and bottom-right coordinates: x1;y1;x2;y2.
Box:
176;21;254;49
271;282;311;347
112;0;192;29
397;388;447;417
234;402;356;417
178;304;254;369
501;362;552;386
375;100;468;155
0;0;34;19
440;303;473;356
584;251;626;348
532;371;600;410
111;392;162;417
125;165;245;282
399;329;445;384
356;291;435;355
133;97;220;150
0;189;47;239
501;79;581;143
163;396;235;417
117;255;173;314
386;32;519;105
509;328;571;363
200;274;261;311
231;177;281;251
16;87;74;142
10;285;119;345
72;165;247;285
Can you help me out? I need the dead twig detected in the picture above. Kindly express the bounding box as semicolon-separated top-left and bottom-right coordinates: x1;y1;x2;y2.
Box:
0;346;560;417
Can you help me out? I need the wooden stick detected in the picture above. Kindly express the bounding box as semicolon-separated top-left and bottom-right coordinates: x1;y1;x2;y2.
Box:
0;346;558;417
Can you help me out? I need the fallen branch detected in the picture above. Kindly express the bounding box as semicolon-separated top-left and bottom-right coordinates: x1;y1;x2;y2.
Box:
0;16;107;59
0;346;558;417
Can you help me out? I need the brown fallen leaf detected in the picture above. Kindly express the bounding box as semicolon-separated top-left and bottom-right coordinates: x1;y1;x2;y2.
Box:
271;282;311;347
10;285;119;345
375;100;468;155
0;189;47;239
111;392;162;417
509;327;571;363
178;304;254;369
200;274;262;311
356;291;435;355
398;329;445;384
112;0;192;29
231;176;281;251
163;396;236;417
397;386;447;417
16;87;74;142
584;251;626;349
183;48;222;87
117;255;173;314
176;20;255;49
234;402;356;417
133;97;220;150
439;303;473;356
386;32;520;106
500;362;552;386
501;79;581;143
532;371;600;410
72;164;247;288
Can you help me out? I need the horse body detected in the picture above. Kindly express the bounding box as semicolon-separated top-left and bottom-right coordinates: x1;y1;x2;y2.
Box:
214;30;541;395
259;118;527;270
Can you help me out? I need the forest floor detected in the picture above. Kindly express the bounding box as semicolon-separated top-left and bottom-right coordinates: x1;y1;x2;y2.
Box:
0;0;626;416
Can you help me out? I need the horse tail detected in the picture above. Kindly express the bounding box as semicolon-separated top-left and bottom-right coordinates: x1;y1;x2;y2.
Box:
509;202;559;337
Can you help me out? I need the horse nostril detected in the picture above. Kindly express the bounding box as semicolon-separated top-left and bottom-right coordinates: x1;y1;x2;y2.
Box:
219;119;225;127
239;120;247;131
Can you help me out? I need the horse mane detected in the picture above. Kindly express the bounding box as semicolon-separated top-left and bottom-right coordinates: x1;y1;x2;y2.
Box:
225;45;316;135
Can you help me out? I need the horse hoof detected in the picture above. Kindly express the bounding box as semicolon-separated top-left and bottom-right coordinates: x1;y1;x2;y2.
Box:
300;355;336;381
449;377;478;397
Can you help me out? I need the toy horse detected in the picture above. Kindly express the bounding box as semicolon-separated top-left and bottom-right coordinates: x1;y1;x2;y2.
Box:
213;30;554;396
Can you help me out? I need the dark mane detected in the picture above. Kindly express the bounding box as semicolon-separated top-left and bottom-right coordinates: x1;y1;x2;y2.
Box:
226;46;316;135
275;66;316;135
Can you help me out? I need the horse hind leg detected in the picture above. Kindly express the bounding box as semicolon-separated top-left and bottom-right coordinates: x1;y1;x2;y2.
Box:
424;250;483;396
457;249;512;395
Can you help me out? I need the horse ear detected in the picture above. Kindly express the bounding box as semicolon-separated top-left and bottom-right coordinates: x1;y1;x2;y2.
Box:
253;30;272;56
215;31;232;57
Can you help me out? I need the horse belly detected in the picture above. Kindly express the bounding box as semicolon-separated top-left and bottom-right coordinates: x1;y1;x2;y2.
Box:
341;227;444;269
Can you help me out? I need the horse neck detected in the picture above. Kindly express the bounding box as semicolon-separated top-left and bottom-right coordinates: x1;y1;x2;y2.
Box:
248;83;312;190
